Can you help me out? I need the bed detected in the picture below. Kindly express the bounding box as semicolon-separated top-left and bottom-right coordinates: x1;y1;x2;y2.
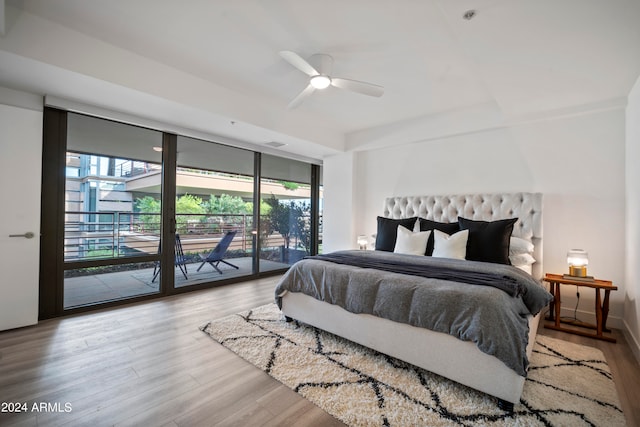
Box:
275;192;551;410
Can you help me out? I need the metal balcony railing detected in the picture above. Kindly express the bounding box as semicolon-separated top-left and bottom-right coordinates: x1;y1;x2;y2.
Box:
63;211;320;262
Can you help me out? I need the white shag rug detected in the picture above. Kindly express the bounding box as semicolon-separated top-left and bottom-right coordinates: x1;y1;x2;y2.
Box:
200;304;626;427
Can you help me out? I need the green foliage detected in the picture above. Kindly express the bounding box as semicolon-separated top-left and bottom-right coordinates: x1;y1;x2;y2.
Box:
133;193;310;252
263;196;290;247
175;194;204;234
279;181;300;191
176;194;205;214
135;196;160;213
295;201;311;253
263;196;310;252
257;199;272;215
135;196;161;232
203;193;251;214
87;248;116;258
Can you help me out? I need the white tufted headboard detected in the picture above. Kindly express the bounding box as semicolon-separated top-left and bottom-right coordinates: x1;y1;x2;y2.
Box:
383;193;543;280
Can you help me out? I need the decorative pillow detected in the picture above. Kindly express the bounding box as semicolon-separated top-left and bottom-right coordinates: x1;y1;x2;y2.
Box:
393;226;431;256
509;236;535;256
458;217;518;265
431;229;469;260
417;218;461;255
375;216;418;252
509;252;536;267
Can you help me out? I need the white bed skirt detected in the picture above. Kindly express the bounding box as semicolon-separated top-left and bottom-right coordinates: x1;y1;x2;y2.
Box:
281;291;541;404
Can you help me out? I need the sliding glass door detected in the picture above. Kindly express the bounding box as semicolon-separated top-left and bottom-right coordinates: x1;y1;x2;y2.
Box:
40;107;321;318
259;154;314;272
172;136;256;287
63;113;164;309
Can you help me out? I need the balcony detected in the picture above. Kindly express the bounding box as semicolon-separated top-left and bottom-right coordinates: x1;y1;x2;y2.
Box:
63;211;310;309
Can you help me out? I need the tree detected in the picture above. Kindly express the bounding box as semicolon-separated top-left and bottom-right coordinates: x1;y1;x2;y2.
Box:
175;194;205;234
203;193;251;214
263;196;310;253
176;194;204;214
294;201;311;253
134;196;160;233
136;194;206;234
264;196;292;248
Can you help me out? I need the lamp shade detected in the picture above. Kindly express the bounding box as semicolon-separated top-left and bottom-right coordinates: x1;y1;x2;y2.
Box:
357;235;368;250
567;249;588;277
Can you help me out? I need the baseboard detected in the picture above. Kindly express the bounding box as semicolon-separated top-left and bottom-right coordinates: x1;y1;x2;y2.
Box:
622;319;640;366
556;306;623;330
553;306;640;364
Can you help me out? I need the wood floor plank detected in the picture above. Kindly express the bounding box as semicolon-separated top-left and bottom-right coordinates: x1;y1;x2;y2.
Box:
1;276;638;427
39;372;200;427
0;344;137;391
172;371;279;427
113;364;263;426
1;412;38;427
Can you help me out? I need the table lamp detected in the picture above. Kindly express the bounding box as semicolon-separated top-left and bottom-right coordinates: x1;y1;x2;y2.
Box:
567;249;589;277
357;235;368;250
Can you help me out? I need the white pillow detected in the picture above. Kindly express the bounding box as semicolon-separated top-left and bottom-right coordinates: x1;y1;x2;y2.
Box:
432;229;469;260
509;252;536;266
509;237;534;255
393;226;431;256
516;264;533;274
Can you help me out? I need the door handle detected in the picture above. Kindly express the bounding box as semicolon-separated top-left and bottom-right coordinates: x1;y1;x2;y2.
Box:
9;232;35;239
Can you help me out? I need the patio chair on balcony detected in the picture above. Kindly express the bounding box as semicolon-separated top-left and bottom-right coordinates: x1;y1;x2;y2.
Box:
152;234;189;282
196;230;239;274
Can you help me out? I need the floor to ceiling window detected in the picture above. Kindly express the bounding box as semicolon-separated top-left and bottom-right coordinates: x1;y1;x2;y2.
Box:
172;136;263;287
63;113;164;309
259;154;314;272
40;108;322;318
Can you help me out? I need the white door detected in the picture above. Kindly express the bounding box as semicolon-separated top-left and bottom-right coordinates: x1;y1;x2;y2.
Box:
0;103;42;331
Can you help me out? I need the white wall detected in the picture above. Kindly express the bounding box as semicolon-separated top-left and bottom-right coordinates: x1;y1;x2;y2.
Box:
625;76;640;361
322;152;357;253
334;108;627;328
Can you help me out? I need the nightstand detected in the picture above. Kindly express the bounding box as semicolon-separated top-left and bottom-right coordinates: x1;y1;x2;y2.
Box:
543;273;617;343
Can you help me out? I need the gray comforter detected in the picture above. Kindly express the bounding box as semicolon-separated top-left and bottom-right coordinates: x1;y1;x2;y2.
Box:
274;250;553;377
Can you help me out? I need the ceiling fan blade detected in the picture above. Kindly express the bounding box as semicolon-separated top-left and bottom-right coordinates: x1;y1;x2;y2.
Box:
279;51;318;76
287;84;316;109
331;77;384;97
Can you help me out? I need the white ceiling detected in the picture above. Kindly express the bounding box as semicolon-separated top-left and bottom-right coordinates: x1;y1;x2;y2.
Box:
1;0;640;160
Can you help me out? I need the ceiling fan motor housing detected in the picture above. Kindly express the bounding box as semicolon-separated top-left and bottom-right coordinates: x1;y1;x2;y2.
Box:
308;53;334;76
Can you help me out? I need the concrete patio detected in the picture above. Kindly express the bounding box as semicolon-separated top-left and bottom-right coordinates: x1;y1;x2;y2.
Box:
63;256;289;308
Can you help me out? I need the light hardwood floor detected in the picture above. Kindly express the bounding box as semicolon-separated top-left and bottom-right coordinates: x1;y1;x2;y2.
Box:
1;276;638;426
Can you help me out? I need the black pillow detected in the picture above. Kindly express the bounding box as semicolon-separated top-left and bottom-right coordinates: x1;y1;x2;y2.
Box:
375;217;418;251
417;218;461;255
458;217;518;264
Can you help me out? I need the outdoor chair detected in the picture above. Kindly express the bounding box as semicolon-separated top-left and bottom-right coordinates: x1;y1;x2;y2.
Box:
196;230;239;274
152;234;189;282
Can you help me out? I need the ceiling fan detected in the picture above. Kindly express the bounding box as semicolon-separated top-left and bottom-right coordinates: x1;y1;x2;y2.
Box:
279;50;384;109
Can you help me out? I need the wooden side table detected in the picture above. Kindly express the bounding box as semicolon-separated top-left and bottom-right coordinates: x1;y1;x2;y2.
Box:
543;273;617;343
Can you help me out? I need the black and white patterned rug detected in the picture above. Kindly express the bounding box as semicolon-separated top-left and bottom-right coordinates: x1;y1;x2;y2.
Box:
200;303;626;426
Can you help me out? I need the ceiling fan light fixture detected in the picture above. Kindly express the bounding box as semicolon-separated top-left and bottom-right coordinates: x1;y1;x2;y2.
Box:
280;50;384;108
310;75;331;89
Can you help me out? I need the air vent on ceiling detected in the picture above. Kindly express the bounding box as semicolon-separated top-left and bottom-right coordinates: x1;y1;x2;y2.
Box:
265;141;287;148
